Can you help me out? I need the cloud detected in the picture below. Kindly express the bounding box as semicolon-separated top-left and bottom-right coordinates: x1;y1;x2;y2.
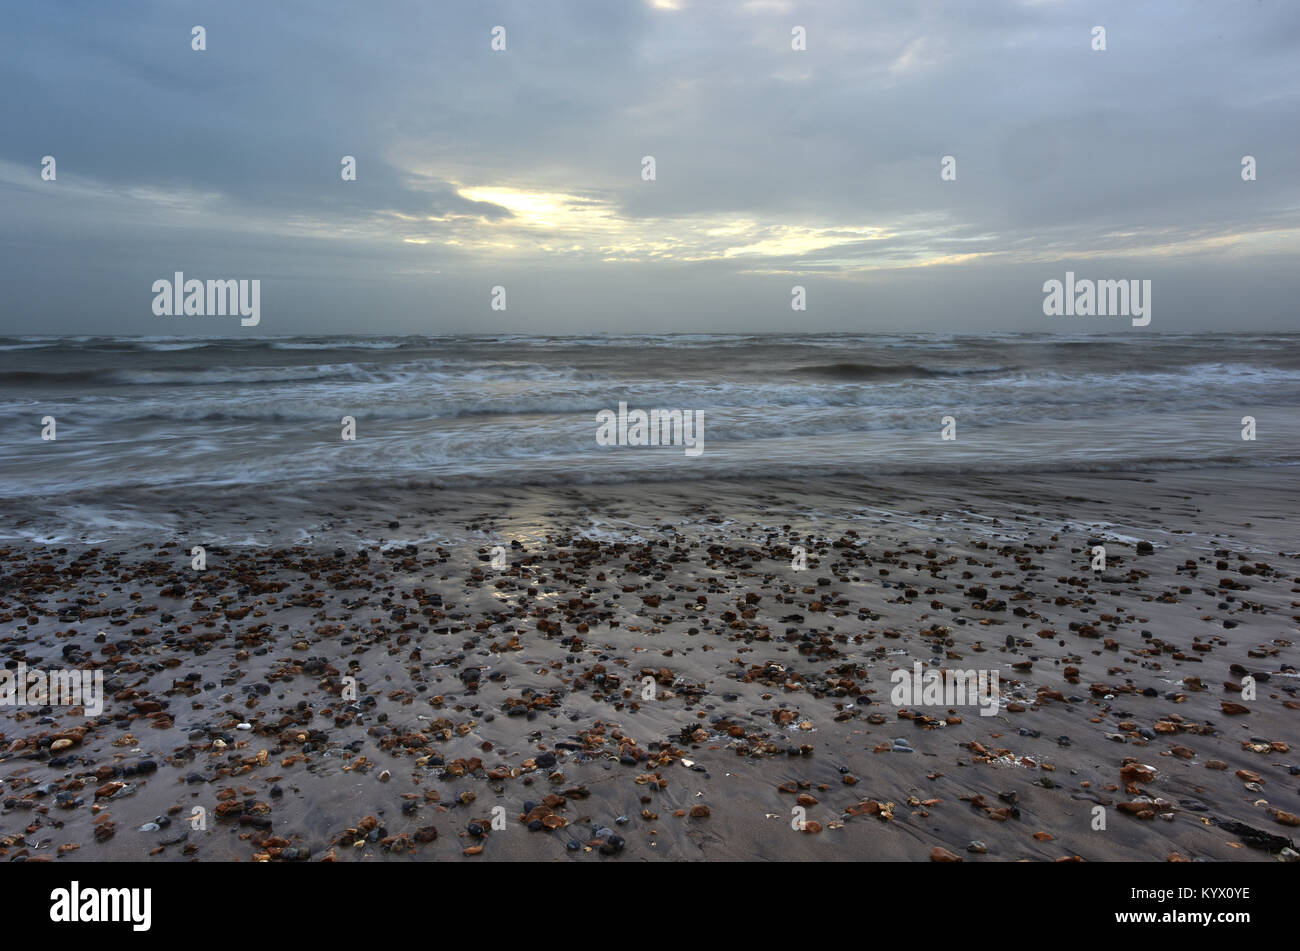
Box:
0;0;1297;332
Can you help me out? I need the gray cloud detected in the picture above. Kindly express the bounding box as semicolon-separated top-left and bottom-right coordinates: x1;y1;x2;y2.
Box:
1;0;1297;334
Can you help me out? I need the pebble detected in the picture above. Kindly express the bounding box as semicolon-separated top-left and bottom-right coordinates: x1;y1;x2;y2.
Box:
6;484;1292;866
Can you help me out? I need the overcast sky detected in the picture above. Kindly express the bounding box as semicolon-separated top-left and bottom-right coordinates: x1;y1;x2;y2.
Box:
1;0;1297;335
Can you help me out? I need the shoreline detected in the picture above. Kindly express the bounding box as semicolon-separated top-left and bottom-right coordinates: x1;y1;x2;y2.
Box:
3;465;1298;550
1;468;1297;862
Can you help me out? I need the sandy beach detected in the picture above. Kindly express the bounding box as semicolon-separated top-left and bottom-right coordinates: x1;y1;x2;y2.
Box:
1;467;1296;862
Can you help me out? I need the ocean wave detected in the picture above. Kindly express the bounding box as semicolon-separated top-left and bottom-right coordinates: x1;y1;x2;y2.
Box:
787;362;1018;381
2;452;1293;501
0;359;600;388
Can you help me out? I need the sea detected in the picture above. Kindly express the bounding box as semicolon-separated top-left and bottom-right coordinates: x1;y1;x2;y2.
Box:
1;332;1297;541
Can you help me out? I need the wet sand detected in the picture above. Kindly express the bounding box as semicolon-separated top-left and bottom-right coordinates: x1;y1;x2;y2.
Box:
1;469;1297;862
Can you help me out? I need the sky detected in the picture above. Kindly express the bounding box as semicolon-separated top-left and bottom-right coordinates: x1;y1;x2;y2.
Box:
1;0;1298;335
